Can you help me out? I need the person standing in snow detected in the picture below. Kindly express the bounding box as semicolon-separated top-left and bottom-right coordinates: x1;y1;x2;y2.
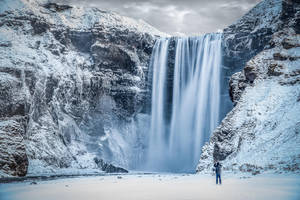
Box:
214;161;222;184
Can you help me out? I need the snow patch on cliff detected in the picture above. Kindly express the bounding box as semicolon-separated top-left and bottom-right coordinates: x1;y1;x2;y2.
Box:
222;79;300;173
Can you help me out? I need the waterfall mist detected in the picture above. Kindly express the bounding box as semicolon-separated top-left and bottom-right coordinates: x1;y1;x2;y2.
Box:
145;34;223;172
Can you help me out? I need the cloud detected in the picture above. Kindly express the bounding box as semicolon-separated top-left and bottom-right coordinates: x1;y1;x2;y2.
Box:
54;0;261;35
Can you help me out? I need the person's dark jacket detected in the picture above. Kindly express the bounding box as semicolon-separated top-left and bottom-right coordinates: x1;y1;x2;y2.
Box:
214;162;222;175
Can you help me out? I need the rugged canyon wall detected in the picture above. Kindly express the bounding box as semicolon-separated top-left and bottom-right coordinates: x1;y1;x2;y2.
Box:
197;0;300;174
1;0;299;178
0;0;165;177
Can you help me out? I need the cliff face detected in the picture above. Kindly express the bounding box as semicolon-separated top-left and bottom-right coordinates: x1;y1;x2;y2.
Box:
0;0;165;177
1;0;299;178
222;0;283;73
197;0;300;174
220;0;284;118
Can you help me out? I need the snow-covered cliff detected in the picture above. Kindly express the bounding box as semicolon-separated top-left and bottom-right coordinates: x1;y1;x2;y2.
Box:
0;0;166;177
1;0;299;178
197;0;300;175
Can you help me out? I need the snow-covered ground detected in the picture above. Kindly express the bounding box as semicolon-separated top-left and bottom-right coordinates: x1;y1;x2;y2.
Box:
0;173;299;200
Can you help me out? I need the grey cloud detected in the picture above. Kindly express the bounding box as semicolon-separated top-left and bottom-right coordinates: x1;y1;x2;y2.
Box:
54;0;261;35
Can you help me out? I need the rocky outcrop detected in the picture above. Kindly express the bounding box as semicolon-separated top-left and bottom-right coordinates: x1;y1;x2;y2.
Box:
43;2;72;12
197;0;300;174
94;157;128;173
0;117;28;176
221;0;284;116
222;0;282;73
0;0;165;177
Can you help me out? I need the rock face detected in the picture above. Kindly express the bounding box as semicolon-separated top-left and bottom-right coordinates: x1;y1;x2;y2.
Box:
223;0;282;73
220;0;284;117
94;157;128;173
0;0;165;177
197;0;300;174
0;118;28;176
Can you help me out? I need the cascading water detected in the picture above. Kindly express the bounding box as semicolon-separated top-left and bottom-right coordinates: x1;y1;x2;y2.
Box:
146;33;222;172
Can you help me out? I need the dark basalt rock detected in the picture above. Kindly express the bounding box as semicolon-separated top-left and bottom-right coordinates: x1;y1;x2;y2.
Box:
0;117;28;177
243;65;257;83
94;158;128;173
282;37;300;49
273;52;289;61
213;143;232;161
239;164;263;175
165;38;176;122
91;43;137;74
43;3;72;12
229;72;246;105
0;40;12;47
267;63;284;76
31;18;50;35
0;73;27;118
69;31;95;53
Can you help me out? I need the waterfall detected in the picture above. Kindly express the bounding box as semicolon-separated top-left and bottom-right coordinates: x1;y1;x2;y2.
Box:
146;33;222;172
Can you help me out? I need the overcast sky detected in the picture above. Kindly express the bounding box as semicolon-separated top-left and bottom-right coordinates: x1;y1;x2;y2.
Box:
57;0;261;35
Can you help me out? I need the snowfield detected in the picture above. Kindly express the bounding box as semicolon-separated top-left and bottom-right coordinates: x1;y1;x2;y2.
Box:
0;173;299;200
